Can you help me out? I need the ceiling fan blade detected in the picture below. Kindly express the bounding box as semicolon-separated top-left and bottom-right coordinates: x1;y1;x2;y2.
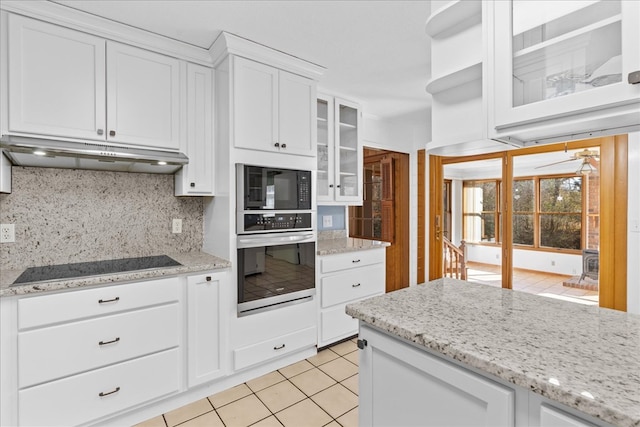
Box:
535;158;577;169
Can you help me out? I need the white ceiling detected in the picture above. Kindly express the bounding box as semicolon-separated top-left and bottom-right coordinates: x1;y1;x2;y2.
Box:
52;0;432;120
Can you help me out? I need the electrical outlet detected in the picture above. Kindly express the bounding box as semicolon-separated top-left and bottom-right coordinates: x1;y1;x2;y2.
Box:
172;219;182;234
322;215;333;228
0;224;15;243
551;260;556;266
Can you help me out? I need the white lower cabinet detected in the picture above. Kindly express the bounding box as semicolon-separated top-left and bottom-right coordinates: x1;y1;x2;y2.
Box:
359;325;614;427
18;349;180;427
317;248;385;347
359;325;514;427
234;326;316;371
12;277;182;426
186;272;227;387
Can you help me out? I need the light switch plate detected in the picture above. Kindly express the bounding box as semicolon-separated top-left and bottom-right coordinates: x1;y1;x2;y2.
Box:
322;215;333;228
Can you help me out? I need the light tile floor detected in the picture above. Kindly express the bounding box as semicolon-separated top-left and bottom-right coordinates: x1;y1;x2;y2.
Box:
466;261;599;305
135;339;359;427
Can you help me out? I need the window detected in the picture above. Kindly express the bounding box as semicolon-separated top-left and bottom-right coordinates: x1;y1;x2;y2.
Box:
539;176;582;250
463;180;500;243
463;175;584;251
513;179;534;246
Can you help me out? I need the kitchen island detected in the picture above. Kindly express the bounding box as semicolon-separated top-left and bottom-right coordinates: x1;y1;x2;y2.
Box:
346;278;640;427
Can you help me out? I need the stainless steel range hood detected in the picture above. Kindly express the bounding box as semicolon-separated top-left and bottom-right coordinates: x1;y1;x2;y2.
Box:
0;135;188;174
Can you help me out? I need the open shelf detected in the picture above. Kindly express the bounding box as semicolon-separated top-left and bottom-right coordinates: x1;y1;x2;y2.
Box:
425;0;482;38
426;62;482;95
514;15;621;61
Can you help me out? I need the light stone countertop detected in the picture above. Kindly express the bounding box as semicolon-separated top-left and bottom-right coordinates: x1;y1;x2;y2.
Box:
346;278;640;427
317;237;390;256
0;251;231;297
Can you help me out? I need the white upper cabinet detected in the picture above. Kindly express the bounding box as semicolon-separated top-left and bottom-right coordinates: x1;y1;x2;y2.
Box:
175;63;214;196
7;14;106;141
6;14;182;150
106;42;181;150
317;94;362;204
487;0;640;143
233;56;316;157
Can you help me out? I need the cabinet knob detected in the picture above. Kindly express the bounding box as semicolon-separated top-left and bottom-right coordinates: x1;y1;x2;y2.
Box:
281;143;287;148
190;182;196;187
274;142;280;148
97;129;104;135
109;130;116;137
629;70;640;85
329;184;334;188
206;276;212;281
337;185;341;188
357;339;368;349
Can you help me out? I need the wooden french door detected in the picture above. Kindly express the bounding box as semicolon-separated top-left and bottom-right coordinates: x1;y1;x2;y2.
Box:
427;135;628;311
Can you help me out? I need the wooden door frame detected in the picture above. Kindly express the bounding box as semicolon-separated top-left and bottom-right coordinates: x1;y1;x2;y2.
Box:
428;136;628;311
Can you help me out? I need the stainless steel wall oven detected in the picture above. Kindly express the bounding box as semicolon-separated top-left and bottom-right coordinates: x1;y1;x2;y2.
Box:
236;164;316;316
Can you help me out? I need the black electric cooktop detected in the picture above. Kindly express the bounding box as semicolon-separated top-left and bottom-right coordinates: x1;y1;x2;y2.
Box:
12;255;182;285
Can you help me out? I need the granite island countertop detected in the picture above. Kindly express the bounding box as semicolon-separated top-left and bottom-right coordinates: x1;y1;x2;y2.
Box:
346;278;640;427
317;237;390;256
0;251;231;297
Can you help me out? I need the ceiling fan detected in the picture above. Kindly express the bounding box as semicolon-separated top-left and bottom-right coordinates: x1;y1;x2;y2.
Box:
535;148;600;175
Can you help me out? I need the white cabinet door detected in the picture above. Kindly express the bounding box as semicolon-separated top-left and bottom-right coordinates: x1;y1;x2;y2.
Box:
233;56;278;152
278;70;316;156
233;56;316;157
334;98;362;203
187;272;226;387
359;325;515;427
106;41;181;150
176;63;214;196
489;0;640;136
316;95;335;202
7;14;106;141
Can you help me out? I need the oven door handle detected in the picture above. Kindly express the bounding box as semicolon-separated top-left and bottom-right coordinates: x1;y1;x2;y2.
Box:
237;233;316;248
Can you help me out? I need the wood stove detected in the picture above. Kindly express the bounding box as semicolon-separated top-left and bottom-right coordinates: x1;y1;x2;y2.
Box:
579;249;599;282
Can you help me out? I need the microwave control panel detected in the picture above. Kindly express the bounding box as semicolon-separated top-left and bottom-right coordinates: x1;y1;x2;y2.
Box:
243;213;313;233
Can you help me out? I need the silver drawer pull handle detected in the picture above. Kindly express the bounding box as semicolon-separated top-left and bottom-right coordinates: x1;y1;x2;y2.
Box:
273;344;286;350
352;259;361;263
98;297;120;304
352;283;361;288
99;387;120;397
99;337;120;346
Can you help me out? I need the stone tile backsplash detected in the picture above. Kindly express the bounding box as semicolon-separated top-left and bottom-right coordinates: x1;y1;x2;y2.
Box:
0;167;203;269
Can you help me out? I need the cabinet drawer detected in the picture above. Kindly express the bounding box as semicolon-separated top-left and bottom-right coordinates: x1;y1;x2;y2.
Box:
321;264;384;308
320;249;384;274
19;303;179;388
234;326;316;371
320;305;358;344
18;277;179;329
19;348;180;427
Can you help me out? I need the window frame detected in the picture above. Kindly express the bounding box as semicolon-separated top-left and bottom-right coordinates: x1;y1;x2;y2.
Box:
462;173;585;254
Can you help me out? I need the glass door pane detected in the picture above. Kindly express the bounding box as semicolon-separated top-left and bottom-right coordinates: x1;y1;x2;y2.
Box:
512;0;621;107
337;103;358;198
317;98;330;198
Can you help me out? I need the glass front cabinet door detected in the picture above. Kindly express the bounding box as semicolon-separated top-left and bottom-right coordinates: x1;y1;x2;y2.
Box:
487;0;640;142
316;95;362;204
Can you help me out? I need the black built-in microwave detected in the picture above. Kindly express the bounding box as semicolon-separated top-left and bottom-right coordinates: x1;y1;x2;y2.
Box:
236;164;315;234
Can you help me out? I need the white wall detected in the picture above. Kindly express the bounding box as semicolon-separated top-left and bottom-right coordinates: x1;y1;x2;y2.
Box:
466;243;582;276
363;110;431;287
